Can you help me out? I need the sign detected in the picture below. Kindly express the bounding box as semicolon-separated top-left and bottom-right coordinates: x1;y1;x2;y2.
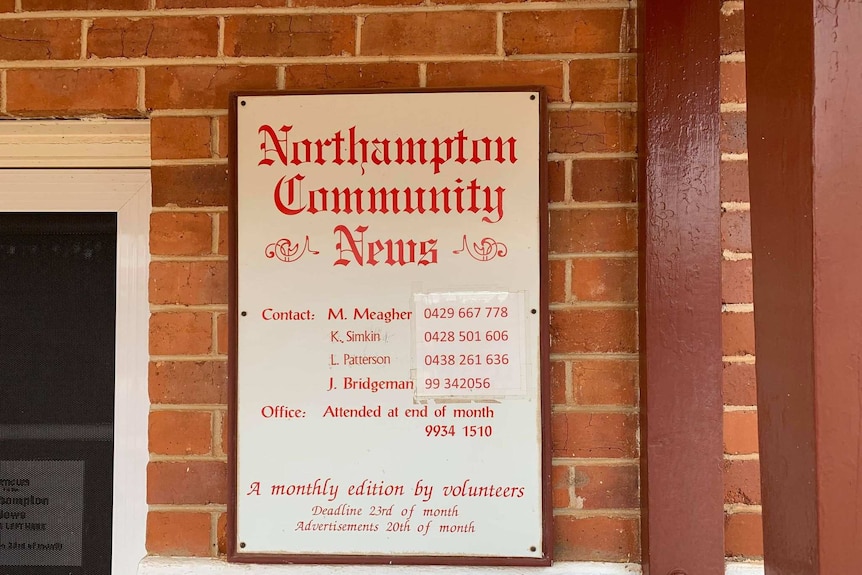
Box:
0;460;84;566
229;89;549;565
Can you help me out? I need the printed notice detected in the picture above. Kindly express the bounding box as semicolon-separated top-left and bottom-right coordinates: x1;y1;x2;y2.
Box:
232;90;547;564
0;460;84;566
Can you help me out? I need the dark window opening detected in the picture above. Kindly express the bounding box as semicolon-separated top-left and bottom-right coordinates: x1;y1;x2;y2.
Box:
0;213;116;575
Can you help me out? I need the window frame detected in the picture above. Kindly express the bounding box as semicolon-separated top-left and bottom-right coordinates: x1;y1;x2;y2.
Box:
0;169;151;575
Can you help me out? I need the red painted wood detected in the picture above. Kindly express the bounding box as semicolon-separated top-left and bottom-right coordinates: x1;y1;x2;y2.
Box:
747;2;862;573
638;1;724;573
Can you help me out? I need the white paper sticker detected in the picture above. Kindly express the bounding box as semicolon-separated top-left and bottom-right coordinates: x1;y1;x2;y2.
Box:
414;292;526;397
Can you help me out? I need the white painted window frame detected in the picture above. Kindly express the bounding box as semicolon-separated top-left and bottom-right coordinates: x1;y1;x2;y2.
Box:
0;168;150;575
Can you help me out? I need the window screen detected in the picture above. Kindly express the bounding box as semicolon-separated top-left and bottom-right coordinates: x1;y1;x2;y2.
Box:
0;213;116;575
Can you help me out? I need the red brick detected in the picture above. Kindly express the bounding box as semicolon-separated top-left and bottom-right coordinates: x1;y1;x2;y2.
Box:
552;412;638;458
552;464;571;508
722;258;753;304
88;17;218;58
149;411;213;456
571;257;637;302
550;110;637;154
548;160;565;203
157;0;282;6
150;212;213;256
148;461;227;504
149;360;228;405
572;359;638;406
283;63;419;91
224;15;354;57
549;259;567;304
146;512;212;556
146;66;277;110
551;309;637;354
721;210;752;252
723;362;757;406
721;111;747;154
554;516;639;561
362;13;495;56
217;116;229;159
570;58;636;102
572;159;637;203
549;209;638;253
722;312;756;356
0;20;80;60
724;459;761;505
6;69;138;116
720;160;750;202
550;360;567;406
149;261;228;305
725;513;764;558
217;313;228;355
151;165;229;208
0;0;14;10
573;465;639;509
218;212;229;255
505;10;635;55
23;0;146;9
151;117;213;160
150;312;213;356
721;61;747;103
721;8;745;55
426;61;564;102
723;410;759;455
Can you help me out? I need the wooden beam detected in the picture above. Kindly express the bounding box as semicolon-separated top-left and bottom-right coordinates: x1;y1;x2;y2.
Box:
638;0;725;573
746;1;862;572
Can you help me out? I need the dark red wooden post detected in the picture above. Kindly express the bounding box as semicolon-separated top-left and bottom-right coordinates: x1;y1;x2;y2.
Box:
746;2;862;573
638;1;725;573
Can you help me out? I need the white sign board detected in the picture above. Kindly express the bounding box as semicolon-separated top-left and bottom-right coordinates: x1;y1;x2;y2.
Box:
230;90;549;565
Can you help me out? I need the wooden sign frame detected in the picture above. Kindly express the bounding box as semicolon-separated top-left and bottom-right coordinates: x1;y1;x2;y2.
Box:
227;88;550;566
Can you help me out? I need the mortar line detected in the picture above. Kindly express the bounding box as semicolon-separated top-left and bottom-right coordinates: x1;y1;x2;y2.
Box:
80;19;90;60
136;67;146;115
0;3;638;20
217;16;225;58
355;15;363;56
211;211;220;254
0;53;639;68
496;12;504;56
151;158;229;166
0;70;6;115
559;159;572;204
415;62;425;87
548;252;638;260
150;355;228;362
562;60;571;103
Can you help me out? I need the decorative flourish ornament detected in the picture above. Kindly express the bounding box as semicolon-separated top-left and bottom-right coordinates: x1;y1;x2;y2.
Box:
265;236;319;262
453;235;508;262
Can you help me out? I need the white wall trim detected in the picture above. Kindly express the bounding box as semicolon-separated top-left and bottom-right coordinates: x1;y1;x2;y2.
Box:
138;558;643;575
138;558;766;575
1;169;151;575
0;119;151;167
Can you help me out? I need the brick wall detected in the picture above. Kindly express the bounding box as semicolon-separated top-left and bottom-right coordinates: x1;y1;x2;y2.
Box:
0;0;638;561
720;0;762;559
